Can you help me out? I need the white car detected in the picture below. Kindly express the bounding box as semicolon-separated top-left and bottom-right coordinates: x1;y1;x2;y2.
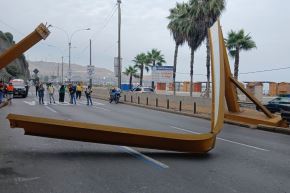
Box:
131;87;154;93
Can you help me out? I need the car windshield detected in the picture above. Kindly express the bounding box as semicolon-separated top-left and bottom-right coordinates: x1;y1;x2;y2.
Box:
280;97;290;103
144;88;153;92
12;82;25;86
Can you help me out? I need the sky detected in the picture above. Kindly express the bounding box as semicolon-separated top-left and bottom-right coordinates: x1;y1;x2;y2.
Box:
0;0;290;82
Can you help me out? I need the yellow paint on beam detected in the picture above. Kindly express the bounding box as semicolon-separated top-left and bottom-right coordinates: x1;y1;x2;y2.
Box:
7;114;216;153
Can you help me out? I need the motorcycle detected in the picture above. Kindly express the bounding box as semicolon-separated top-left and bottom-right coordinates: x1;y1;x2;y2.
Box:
109;89;121;104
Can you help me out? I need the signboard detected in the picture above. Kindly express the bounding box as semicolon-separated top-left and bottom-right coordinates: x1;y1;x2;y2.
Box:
152;66;173;83
67;69;72;80
114;57;122;77
87;65;95;79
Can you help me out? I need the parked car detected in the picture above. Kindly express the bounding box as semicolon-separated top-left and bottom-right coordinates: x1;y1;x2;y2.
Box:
10;79;29;98
259;97;290;113
131;87;154;93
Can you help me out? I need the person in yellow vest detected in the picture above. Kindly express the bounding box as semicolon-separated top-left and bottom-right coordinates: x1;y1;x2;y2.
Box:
6;82;14;104
76;83;83;100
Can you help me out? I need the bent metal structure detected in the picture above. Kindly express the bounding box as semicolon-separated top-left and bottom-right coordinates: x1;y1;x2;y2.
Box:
5;21;225;153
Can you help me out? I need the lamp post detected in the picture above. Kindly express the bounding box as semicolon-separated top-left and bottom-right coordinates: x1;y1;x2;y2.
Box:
51;26;91;82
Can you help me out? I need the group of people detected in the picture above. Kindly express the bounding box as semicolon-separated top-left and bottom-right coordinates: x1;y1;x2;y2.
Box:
35;82;93;105
0;81;15;104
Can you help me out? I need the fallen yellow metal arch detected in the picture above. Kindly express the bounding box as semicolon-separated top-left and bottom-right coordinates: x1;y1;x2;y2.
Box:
6;20;225;153
7;114;216;153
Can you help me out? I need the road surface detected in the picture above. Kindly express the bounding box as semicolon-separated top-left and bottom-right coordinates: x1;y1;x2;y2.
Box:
0;89;289;193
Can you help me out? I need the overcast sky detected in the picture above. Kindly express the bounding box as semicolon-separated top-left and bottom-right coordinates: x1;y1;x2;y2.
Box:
0;0;289;82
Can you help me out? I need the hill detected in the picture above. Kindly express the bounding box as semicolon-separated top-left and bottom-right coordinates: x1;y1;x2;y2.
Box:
28;60;116;84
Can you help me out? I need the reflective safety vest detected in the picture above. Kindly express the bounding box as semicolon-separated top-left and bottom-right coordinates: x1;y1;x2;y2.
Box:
7;85;14;94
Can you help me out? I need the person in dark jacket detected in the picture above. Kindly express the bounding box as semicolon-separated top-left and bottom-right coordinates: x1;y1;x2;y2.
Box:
38;83;45;104
69;84;76;104
85;85;93;106
59;84;65;102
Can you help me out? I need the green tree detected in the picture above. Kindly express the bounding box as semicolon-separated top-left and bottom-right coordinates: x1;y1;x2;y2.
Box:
180;0;206;96
225;29;257;80
6;64;21;77
191;0;225;97
133;53;150;86
123;65;139;90
167;2;187;95
147;49;166;67
147;48;166;89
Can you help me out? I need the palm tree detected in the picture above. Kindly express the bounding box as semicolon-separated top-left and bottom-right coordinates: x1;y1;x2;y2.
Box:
147;48;166;89
167;2;187;95
123;65;139;90
147;49;166;67
225;29;257;80
181;1;206;96
133;53;150;86
191;0;225;97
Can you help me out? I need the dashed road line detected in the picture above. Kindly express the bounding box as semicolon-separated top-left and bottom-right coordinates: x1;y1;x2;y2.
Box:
169;126;270;152
45;106;58;113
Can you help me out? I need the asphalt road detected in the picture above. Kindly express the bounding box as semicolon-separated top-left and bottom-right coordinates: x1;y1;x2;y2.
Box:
0;89;290;193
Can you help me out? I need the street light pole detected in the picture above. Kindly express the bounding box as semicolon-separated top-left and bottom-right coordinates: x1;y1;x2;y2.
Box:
89;39;92;87
68;42;72;82
117;0;122;88
61;56;64;84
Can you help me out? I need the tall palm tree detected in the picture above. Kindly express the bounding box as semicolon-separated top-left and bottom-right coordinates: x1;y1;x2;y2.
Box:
167;2;187;95
191;0;225;97
147;48;166;89
147;49;166;67
133;53;150;86
225;29;257;80
123;65;139;90
181;0;206;96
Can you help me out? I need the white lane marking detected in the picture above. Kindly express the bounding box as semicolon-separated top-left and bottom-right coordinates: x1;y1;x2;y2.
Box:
170;126;201;134
119;146;169;169
23;101;36;106
169;126;270;152
93;101;105;106
93;106;110;111
45;106;57;113
14;177;40;183
216;138;270;152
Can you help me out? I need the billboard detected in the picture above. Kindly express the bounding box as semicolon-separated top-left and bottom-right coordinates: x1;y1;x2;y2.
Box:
152;66;173;83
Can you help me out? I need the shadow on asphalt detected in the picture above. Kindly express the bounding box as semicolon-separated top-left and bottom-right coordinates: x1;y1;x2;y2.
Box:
7;149;214;161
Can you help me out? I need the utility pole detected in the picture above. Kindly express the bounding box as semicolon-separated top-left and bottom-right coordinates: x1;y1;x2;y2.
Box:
57;62;59;82
68;42;71;82
89;39;92;87
117;0;122;88
61;56;64;84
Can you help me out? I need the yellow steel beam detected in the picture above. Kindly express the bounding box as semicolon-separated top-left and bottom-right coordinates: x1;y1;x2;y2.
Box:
0;23;50;70
230;77;273;118
7;114;216;153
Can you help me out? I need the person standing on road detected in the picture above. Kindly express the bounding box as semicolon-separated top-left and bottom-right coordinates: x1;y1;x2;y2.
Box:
59;84;65;103
35;82;39;96
0;81;4;104
69;83;76;104
48;83;56;104
85;85;93;106
38;83;45;104
6;82;14;104
76;83;83;100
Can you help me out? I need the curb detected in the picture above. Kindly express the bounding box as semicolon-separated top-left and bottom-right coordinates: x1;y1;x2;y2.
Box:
257;124;290;135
